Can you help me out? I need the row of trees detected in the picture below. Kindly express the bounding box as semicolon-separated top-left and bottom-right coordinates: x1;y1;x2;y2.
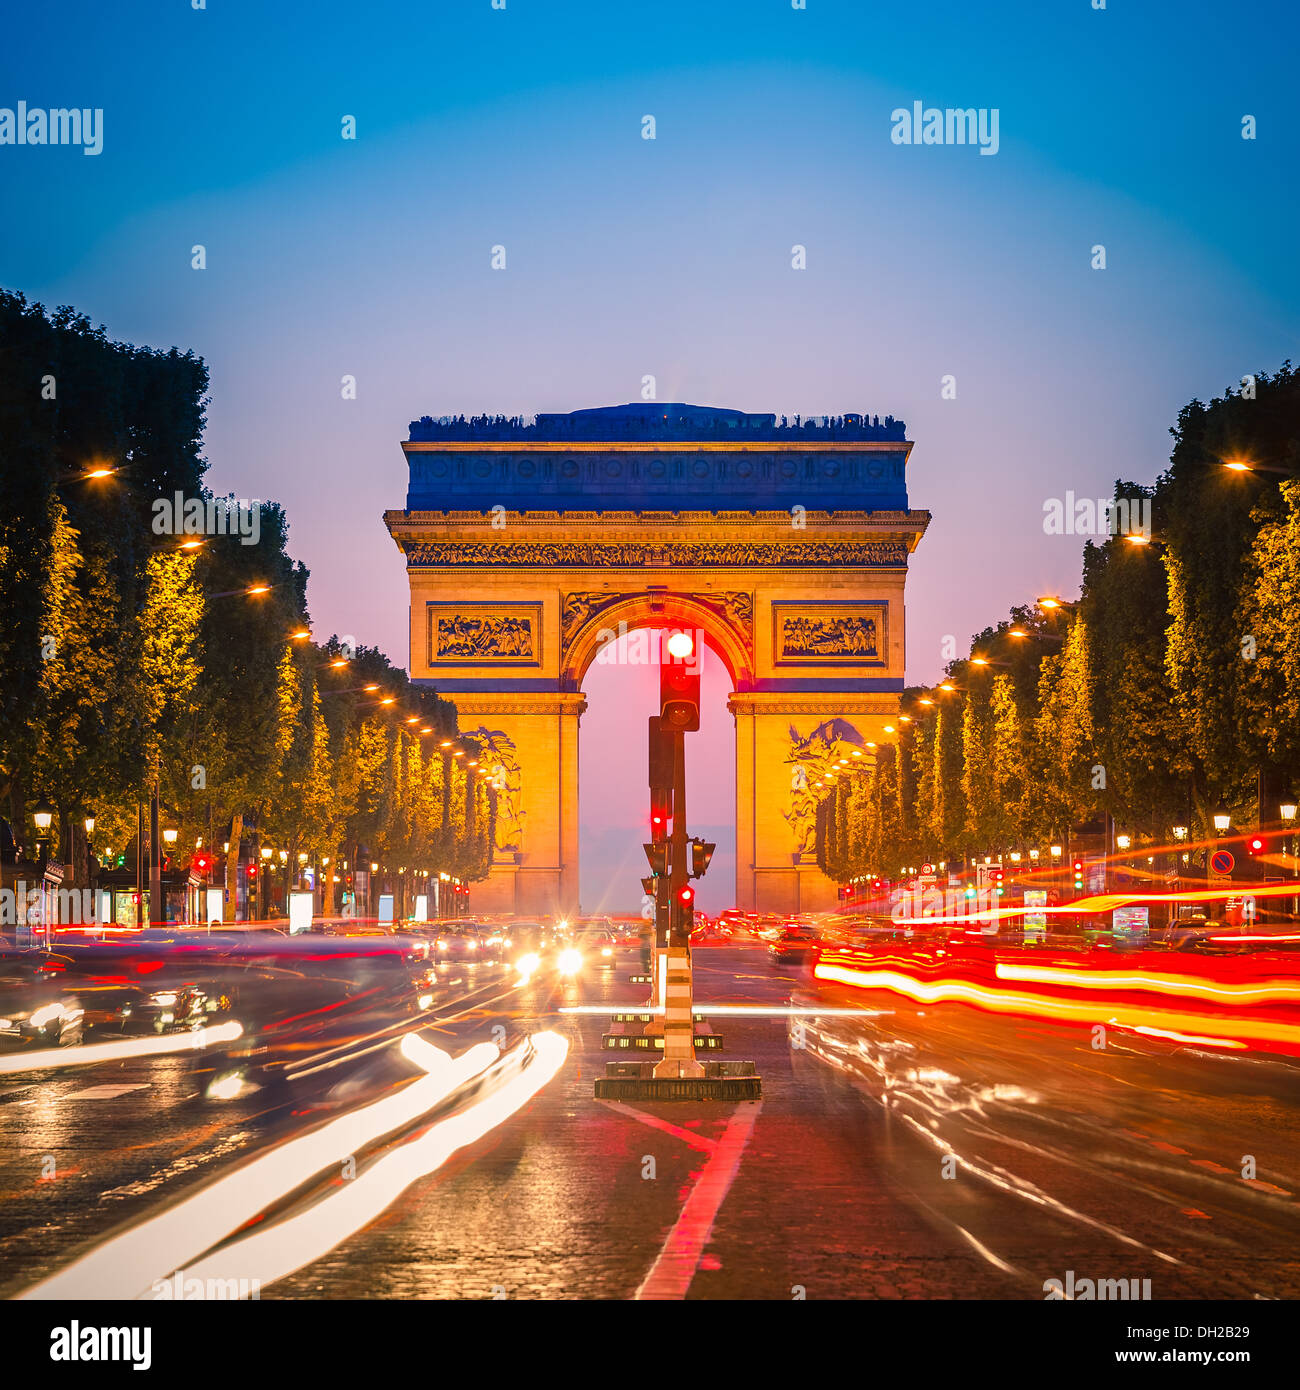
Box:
0;289;494;914
818;363;1300;882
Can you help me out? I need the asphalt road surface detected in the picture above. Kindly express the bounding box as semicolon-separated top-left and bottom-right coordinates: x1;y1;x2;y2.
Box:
3;942;1298;1300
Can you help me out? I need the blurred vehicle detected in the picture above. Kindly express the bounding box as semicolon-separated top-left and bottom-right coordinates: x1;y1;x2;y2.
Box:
689;920;733;945
768;923;820;968
579;927;619;965
0;950;85;1049
431;923;489;963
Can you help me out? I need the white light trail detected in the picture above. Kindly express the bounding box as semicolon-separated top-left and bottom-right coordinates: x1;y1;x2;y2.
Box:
0;1021;244;1077
22;1033;497;1300
169;1031;568;1294
558;1004;889;1017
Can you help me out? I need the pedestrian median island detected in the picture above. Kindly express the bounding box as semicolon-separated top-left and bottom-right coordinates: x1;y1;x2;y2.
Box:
595;1058;761;1102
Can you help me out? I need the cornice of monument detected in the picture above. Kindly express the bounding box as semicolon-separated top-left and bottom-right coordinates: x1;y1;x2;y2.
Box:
384;508;931;530
403;439;914;456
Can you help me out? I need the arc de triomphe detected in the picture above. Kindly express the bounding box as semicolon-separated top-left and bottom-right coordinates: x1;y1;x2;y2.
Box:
384;403;929;916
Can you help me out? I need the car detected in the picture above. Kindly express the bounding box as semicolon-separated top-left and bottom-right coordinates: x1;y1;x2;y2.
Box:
580;927;620;965
430;923;491;964
768;924;820;968
0;951;85;1050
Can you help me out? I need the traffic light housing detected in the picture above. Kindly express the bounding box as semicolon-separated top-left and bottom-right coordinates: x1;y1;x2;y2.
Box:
660;638;700;733
1072;858;1084;891
689;839;716;878
990;866;1004;895
672;882;695;943
643;841;669;877
648;716;673;839
1246;835;1267;857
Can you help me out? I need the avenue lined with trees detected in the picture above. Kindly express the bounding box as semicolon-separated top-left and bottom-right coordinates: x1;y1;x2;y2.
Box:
0;290;493;918
818;364;1300;883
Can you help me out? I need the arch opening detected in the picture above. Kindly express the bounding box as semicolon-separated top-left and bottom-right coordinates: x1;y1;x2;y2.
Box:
577;620;736;917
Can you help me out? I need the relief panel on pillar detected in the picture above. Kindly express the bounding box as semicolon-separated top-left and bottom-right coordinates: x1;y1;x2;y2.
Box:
783;717;869;861
464;725;525;863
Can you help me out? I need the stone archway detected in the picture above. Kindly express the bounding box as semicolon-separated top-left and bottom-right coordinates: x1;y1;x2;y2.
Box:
385;403;929;916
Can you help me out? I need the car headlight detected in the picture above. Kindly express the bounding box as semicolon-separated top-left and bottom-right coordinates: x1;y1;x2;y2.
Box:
151;992;178;1007
29;1002;66;1029
516;952;541;977
558;948;583;976
467;939;477;950
437;939;448;951
600;947;612;958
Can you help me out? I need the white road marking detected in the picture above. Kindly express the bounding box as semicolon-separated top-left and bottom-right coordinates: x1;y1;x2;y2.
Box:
64;1084;150;1100
635;1100;762;1300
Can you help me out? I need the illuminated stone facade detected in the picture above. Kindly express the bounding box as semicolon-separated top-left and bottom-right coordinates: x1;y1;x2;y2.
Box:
385;404;929;915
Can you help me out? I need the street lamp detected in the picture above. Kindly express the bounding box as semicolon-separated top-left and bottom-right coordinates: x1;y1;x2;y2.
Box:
1050;844;1062;859
162;827;178;848
1213;805;1231;833
83;813;96;836
32;798;54;877
1172;825;1188;841
1116;834;1131;851
1282;797;1298;919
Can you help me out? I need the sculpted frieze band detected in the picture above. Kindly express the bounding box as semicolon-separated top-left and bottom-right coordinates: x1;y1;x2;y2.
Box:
403;540;911;568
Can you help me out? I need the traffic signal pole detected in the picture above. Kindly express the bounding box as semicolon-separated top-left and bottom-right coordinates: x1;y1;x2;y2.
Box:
654;706;704;1079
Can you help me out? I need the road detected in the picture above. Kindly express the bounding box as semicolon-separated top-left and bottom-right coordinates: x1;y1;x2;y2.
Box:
2;940;1299;1300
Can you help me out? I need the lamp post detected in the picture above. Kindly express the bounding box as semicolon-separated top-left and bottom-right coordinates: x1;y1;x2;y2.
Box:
260;844;272;920
1282;797;1298;923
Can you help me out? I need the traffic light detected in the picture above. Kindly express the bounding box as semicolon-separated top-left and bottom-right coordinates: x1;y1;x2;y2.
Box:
672;882;695;944
689;839;716;878
964;884;976;900
660;633;700;732
1247;835;1267;857
991;867;1005;896
247;864;257;878
648;716;673;839
1072;858;1084;891
643;841;669;877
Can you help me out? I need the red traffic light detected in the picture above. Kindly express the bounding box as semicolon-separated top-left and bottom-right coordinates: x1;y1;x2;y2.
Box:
1072;859;1084;873
248;865;257;877
660;635;701;733
677;885;694;906
1247;835;1266;856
